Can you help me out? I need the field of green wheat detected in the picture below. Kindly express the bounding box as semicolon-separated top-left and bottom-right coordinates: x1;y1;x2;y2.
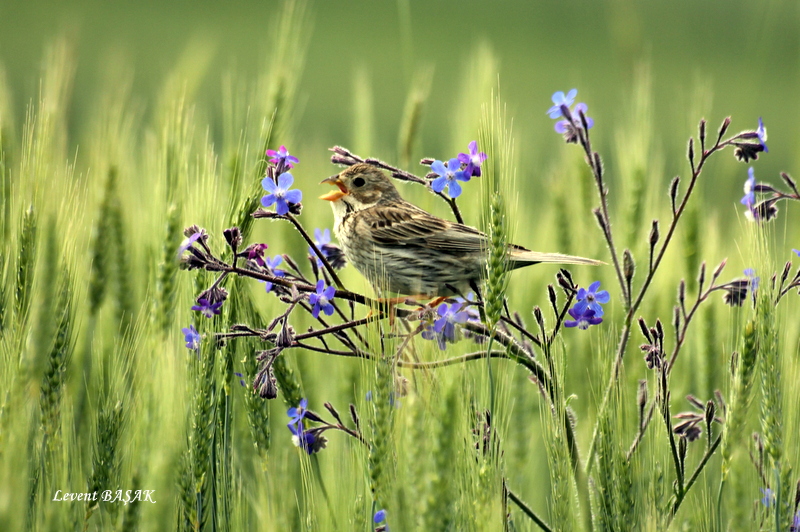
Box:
1;1;799;530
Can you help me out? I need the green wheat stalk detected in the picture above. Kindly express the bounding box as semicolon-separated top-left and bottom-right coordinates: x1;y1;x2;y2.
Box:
422;385;459;531
84;400;124;529
107;171;134;333
155;203;182;335
15;205;37;325
39;265;74;455
368;340;396;511
397;66;433;169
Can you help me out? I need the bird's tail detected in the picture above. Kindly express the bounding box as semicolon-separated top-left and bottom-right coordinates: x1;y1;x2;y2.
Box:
509;249;604;268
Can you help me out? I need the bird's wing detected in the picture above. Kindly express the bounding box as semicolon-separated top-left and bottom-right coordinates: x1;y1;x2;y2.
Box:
362;203;488;254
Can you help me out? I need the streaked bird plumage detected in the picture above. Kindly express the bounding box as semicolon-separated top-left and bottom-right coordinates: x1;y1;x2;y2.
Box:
320;163;601;297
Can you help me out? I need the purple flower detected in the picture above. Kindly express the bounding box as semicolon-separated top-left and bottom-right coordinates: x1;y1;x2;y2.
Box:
182;325;200;351
564;307;603;330
793;249;800;257
791;511;800;532
422;302;470;350
760;487;774;508
547;89;577;119
457;141;487;177
431;158;470;198
308;228;347;270
288;422;317;454
287;398;309;428
756;117;768;153
177;232;201;258
262;255;285;292
261;172;303;216
574;281;610;317
309;280;336;318
374;509;389;531
234;372;246;387
247;243;269;266
310;228;330;264
744;268;760;295
266;145;299;168
741;167;756;208
191;298;223;318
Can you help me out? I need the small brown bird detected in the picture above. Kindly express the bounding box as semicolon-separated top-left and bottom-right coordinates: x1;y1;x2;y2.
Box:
320;163;601;297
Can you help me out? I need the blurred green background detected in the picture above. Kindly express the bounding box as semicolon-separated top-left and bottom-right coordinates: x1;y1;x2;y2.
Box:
1;0;798;190
2;1;800;530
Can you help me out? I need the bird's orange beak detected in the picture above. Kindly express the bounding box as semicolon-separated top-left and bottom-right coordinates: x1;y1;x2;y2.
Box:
319;175;348;201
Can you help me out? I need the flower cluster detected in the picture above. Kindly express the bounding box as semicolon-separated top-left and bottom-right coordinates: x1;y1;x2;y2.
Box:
672;394;723;442
548;89;594;143
259;145;303;216
733;118;768;163
421;301;471;350
309;228;347;270
286;398;325;455
428;141;486;198
565;281;608;330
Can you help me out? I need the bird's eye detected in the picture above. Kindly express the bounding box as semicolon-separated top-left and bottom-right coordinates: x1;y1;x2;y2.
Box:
353;177;366;187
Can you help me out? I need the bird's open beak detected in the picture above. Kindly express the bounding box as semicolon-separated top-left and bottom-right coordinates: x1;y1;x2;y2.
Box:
319;175;348;201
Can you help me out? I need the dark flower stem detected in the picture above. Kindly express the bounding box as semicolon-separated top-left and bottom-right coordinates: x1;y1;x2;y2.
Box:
506;487;552;532
667;433;722;525
576;109;629;308
626;269;727;459
586;118;742;475
285;213;345;289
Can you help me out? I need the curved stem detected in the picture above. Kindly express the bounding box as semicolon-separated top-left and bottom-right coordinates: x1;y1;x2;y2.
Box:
286;213;345;289
507;488;552;532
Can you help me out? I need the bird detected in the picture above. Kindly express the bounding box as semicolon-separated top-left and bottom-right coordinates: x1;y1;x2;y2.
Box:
319;163;602;298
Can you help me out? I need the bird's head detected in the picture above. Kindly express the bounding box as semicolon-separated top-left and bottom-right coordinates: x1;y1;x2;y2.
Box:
319;163;401;212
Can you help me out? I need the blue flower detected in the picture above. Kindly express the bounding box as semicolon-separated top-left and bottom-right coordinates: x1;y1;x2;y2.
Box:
181;325;201;351
741;167;756;208
308;227;347;270
234;372;246;387
262;255;286;293
374;509;389;531
266;145;299;168
574;281;610;317
431;158;470;198
309;280;336;318
177;232;201;258
791;510;800;532
453;293;481;323
287;398;309;429
756;117;768;153
310;228;331;266
793;249;800;257
457;140;487;177
422;302;470;350
760;487;774;508
261;172;303;216
288;422;317;455
191;298;223;318
564;307;603;330
547;89;577;119
744;268;760;295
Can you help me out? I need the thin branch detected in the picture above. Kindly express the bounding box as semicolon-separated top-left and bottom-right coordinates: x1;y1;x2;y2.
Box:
507;488;552;532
